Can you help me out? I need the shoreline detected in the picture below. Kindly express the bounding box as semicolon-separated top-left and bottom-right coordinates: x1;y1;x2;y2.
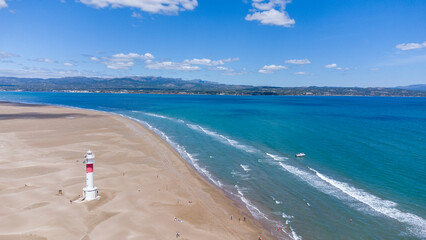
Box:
2;90;426;98
0;101;276;239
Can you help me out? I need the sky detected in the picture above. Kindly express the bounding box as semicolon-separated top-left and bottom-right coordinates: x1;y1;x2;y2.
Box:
0;0;425;87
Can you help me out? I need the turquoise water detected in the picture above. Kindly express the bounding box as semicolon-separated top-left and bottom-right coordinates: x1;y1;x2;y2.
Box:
1;92;425;240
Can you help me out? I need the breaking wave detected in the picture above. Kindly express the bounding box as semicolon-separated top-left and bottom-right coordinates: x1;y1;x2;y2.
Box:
240;164;251;172
186;124;256;153
309;167;426;238
143;112;185;123
271;196;283;205
266;153;426;238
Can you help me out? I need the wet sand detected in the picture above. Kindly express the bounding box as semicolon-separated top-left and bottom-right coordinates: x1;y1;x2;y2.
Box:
0;102;273;240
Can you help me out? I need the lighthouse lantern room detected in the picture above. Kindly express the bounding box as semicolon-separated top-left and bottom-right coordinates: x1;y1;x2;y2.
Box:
82;150;98;201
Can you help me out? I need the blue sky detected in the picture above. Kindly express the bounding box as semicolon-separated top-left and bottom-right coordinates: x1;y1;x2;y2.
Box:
0;0;425;87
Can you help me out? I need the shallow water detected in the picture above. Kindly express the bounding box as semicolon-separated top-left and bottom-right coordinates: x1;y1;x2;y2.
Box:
1;92;425;240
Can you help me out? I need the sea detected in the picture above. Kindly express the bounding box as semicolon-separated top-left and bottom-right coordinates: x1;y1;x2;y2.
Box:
0;92;425;240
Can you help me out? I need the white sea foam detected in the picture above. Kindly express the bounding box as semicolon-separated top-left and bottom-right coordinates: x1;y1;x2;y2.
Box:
186;124;256;153
143;112;185;123
234;185;270;220
282;213;294;219
290;226;302;240
230;170;250;180
271;196;283;205
240;164;251;172
267;154;337;197
309;167;426;238
266;152;426;238
234;185;297;239
266;153;289;161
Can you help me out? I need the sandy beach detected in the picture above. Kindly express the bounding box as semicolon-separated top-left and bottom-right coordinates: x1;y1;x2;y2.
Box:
0;101;273;240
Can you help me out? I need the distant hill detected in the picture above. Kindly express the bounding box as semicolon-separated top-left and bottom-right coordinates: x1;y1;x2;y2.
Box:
1;76;425;97
0;76;248;92
395;84;426;92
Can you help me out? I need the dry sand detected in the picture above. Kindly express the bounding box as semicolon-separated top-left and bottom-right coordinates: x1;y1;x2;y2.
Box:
0;102;273;240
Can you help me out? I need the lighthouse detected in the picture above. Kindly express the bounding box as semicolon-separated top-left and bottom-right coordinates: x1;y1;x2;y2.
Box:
82;150;98;201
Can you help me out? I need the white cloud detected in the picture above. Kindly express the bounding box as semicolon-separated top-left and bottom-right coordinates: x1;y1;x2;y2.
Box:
223;57;240;62
112;53;154;59
183;57;239;66
34;58;56;63
396;41;426;51
258;64;287;74
184;58;220;66
215;66;230;71
94;52;238;72
324;63;337;68
64;62;74;66
79;0;198;14
0;51;19;59
245;0;295;27
101;52;154;69
285;58;311;64
294;71;308;75
145;60;200;71
0;67;108;78
131;11;142;18
213;66;246;76
246;9;294;27
0;0;7;9
145;57;238;72
324;64;350;71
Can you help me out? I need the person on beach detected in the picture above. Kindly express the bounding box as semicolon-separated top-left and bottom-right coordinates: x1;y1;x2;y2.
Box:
230;215;233;220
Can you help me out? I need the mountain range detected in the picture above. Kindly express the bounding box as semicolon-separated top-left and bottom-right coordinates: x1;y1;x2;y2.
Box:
395;84;426;92
0;76;425;97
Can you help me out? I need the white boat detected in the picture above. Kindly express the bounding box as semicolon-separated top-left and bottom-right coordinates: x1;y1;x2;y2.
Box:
295;153;306;157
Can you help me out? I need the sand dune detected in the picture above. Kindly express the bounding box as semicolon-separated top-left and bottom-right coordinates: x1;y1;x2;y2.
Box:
0;102;273;240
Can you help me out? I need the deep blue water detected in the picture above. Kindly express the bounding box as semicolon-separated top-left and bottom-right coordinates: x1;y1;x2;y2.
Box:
1;92;425;240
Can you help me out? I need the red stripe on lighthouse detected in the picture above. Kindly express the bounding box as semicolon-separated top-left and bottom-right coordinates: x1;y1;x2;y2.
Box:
86;164;93;173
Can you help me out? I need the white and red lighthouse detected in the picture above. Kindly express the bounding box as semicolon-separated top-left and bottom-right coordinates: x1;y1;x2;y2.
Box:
82;150;98;201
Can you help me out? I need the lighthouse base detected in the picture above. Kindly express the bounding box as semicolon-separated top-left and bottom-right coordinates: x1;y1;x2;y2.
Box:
83;186;98;201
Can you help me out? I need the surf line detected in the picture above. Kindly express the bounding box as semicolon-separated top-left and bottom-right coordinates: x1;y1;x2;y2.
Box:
266;152;426;238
